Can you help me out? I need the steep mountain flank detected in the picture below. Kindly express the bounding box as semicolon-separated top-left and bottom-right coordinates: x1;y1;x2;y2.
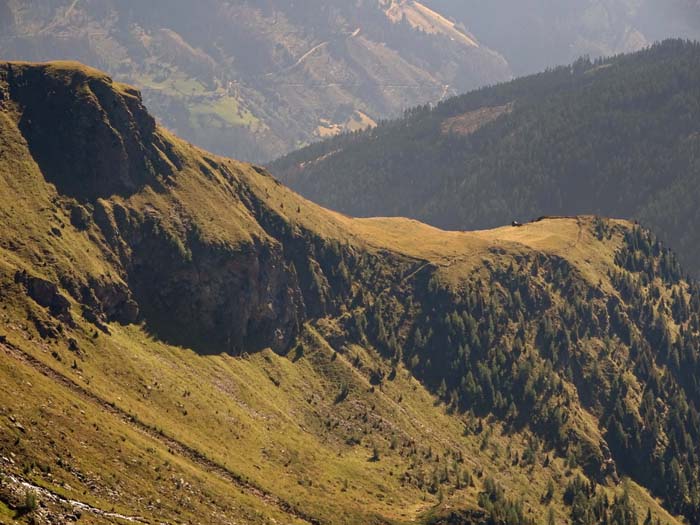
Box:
424;0;700;76
272;40;700;278
0;0;510;162
0;62;697;525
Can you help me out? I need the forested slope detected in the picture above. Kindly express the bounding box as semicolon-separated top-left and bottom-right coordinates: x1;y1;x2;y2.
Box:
272;40;700;276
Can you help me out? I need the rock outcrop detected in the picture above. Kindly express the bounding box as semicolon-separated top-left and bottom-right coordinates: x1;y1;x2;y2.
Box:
0;62;176;199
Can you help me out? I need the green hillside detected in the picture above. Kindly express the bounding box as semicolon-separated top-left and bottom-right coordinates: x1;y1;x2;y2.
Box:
0;61;698;525
271;39;700;277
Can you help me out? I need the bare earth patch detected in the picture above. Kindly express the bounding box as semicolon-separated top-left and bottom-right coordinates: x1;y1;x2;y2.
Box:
441;102;513;136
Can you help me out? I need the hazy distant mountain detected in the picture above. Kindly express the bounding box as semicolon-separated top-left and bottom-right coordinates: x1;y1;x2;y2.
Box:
3;1;697;162
0;0;511;161
425;0;700;75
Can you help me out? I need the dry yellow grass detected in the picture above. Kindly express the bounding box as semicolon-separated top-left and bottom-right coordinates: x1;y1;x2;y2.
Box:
441;104;513;136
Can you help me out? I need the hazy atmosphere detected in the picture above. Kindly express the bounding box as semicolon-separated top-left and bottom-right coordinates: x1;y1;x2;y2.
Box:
1;2;700;525
2;1;699;162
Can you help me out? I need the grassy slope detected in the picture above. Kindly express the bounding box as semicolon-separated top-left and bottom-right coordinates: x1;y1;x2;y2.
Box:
0;62;685;525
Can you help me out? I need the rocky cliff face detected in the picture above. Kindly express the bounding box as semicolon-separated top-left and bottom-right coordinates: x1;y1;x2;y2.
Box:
0;61;307;355
113;206;306;355
1;62;184;199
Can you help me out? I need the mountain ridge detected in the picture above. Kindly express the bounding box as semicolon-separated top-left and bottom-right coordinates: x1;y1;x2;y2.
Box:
0;61;698;525
271;39;700;278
